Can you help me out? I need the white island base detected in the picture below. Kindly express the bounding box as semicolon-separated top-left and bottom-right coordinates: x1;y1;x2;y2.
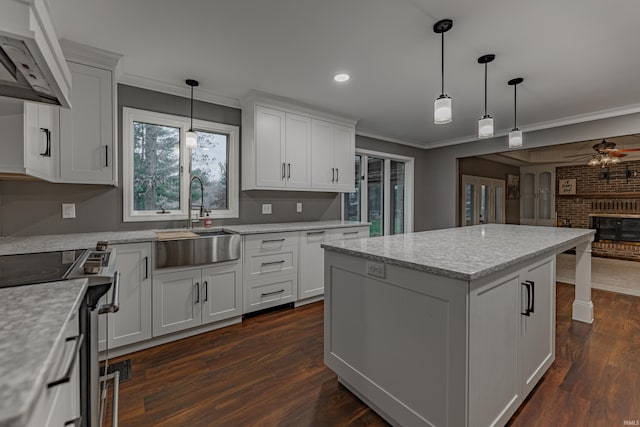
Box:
323;225;595;427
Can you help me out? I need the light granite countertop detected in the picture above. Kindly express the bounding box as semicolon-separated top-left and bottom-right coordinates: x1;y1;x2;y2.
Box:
322;224;595;281
0;279;88;427
0;221;370;255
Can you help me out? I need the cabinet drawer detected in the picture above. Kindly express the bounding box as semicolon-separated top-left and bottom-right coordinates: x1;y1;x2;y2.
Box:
327;226;370;241
245;248;297;279
244;232;299;251
246;278;295;312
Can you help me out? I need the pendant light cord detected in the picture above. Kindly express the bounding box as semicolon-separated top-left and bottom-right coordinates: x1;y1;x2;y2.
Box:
513;84;517;129
484;63;488;116
441;33;445;94
190;85;194;131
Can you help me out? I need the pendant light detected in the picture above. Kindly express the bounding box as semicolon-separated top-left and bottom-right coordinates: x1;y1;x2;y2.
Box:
433;19;453;124
508;77;524;148
477;54;495;138
185;79;199;149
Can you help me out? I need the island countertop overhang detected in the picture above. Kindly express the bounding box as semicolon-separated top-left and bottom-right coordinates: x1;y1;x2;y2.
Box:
321;224;595;281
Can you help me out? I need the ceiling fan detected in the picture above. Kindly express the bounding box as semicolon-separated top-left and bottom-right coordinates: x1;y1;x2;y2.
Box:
564;139;640;167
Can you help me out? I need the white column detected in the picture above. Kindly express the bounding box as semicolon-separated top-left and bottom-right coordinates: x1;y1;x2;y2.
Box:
572;238;594;323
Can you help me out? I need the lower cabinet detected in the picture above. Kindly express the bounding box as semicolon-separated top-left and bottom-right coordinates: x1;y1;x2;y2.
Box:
99;242;152;351
468;256;555;427
153;260;242;337
298;226;370;303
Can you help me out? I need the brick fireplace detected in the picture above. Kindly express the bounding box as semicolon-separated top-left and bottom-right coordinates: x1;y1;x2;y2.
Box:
556;160;640;261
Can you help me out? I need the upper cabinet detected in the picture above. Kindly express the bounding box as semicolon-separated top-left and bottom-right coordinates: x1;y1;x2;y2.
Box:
520;165;556;226
242;91;356;192
58;41;121;186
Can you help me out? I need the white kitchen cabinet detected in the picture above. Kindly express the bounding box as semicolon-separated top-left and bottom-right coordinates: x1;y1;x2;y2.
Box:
311;119;355;192
99;242;152;351
153;260;242;337
59;61;115;185
298;226;370;305
241;92;356;192
243;231;299;313
0;102;58;181
520;165;556;226
469;256;555;427
252;106;312;189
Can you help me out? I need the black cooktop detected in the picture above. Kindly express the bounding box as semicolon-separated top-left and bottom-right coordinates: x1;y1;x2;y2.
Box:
0;250;85;288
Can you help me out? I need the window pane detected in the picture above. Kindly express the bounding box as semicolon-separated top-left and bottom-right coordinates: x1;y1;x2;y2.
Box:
465;183;475;226
343;155;361;221
191;131;229;210
390;160;405;234
133;121;181;211
495;186;504;223
367;157;384;237
480;184;490;224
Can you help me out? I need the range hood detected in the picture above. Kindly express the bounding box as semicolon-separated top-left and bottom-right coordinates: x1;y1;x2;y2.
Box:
0;0;71;107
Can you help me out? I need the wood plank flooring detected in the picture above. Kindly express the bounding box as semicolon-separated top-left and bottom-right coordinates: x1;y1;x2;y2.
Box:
107;283;640;426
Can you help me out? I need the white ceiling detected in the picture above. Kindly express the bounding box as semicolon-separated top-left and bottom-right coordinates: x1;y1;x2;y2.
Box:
49;0;640;149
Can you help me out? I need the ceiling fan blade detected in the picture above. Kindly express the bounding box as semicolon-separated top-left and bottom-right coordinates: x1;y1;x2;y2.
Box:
617;148;640;152
564;153;592;158
609;152;627;158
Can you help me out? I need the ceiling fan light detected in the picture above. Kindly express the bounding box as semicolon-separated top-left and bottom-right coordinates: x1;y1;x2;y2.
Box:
508;129;523;149
601;155;612;165
478;115;494;138
186;130;198;149
588;157;600;167
434;94;452;124
610;156;621;164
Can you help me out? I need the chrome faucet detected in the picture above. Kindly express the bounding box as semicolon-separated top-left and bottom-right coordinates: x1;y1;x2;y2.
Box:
187;175;205;229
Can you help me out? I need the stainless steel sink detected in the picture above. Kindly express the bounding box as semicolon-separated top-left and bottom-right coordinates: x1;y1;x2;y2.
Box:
155;230;241;269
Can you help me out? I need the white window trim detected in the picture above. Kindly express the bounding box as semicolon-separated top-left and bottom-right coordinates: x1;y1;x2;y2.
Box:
341;148;414;234
122;107;239;222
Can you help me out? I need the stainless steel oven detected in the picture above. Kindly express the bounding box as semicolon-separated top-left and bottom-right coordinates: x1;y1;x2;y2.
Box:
0;242;120;427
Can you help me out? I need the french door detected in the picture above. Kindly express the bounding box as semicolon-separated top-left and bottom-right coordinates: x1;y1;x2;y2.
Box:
343;150;413;236
461;175;506;226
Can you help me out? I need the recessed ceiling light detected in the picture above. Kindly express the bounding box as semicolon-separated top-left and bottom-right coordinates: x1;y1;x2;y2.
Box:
334;73;350;83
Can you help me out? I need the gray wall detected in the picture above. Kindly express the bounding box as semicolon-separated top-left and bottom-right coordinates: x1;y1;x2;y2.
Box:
458;157;520;224
424;112;640;230
0;84;340;236
355;135;429;231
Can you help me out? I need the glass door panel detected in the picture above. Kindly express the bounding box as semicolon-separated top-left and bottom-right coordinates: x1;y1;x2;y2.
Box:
522;173;535;220
367;157;384;237
494;186;504;224
479;184;490;224
390;160;405;234
343;155;361;221
538;172;552;220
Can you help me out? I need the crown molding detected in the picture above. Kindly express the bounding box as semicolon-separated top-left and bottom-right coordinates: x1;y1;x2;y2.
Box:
118;73;241;109
355;130;427;149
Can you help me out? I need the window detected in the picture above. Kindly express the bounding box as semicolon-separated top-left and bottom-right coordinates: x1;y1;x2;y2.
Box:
342;149;414;236
123;108;239;221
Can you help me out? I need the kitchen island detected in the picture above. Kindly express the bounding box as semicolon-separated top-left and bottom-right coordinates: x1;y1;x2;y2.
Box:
322;224;595;427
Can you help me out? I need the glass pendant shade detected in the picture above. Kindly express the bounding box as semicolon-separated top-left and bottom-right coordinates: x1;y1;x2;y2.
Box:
434;95;452;124
186;130;198;149
610;156;621;164
588;156;600;167
478;115;494;138
508;129;523;148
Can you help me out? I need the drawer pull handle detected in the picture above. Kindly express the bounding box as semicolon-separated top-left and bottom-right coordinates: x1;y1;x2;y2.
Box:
262;238;285;244
262;260;285;267
343;231;359;235
261;289;285;297
48;334;84;388
307;230;326;235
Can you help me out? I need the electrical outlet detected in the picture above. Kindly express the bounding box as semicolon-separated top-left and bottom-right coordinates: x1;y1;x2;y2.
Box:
62;203;76;219
262;204;272;214
296;202;303;213
367;261;385;278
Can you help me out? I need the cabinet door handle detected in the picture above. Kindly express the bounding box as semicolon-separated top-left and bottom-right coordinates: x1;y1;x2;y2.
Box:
40;128;51;157
261;260;285;267
526;280;535;314
64;416;82;426
336;168;339;182
331;168;335;182
261;289;284;297
282;163;286;179
203;281;208;302
521;282;531;316
262;238;285;244
105;145;109;167
144;256;148;279
287;163;291;179
47;334;84;388
195;282;200;304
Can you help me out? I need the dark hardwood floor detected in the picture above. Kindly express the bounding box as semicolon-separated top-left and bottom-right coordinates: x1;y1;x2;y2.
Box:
107;283;640;426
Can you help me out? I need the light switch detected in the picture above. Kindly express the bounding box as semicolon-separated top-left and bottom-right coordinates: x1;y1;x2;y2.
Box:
296;203;303;213
62;203;76;219
367;261;385;278
262;204;272;214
